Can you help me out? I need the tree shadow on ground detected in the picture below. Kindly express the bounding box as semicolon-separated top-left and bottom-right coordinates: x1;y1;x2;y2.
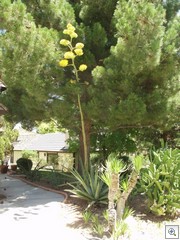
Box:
0;193;6;203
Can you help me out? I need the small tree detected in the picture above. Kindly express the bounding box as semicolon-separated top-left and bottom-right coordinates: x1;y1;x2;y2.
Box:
102;153;143;232
0;117;18;160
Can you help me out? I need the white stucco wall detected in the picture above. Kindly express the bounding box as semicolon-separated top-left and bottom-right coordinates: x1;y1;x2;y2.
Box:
13;150;74;171
38;152;47;161
13;151;23;163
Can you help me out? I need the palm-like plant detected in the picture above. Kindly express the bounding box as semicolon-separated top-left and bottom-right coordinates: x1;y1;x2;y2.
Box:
101;153;126;186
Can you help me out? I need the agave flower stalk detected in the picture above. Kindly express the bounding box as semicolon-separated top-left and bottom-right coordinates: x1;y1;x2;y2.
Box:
59;23;88;169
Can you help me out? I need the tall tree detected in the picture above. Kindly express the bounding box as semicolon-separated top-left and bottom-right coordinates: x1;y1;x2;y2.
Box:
91;0;180;129
0;0;179;167
0;117;18;160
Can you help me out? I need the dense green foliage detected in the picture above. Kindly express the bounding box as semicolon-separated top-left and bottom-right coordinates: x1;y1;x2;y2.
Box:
21;150;38;160
0;117;18;160
91;1;179;129
17;158;33;172
140;148;180;216
0;1;179;218
0;0;179;165
36;120;65;134
37;170;75;187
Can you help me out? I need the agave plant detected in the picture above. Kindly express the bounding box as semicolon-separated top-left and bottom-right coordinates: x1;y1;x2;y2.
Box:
66;164;108;208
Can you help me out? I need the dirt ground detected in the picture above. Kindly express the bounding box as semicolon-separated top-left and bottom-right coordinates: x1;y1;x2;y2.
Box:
64;193;180;240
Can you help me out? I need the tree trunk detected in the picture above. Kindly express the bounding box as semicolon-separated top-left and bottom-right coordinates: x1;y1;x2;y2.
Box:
108;173;120;232
116;193;126;221
116;170;139;220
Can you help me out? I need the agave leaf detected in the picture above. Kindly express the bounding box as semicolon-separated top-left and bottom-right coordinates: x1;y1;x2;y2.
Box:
70;169;92;195
100;185;108;196
94;182;101;199
67;188;94;200
89;168;97;195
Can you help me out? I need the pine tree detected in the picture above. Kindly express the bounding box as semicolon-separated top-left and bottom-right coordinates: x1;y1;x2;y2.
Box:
91;0;180;129
0;0;179;167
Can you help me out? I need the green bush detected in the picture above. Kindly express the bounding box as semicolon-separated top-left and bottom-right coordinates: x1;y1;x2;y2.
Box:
139;148;180;216
66;165;108;208
17;158;33;173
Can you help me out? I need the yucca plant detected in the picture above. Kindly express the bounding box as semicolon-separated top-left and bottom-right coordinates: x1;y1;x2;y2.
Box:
106;153;126;175
102;153;143;233
66;164;108;208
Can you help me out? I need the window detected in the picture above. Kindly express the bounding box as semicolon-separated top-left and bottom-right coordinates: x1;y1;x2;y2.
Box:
47;153;59;165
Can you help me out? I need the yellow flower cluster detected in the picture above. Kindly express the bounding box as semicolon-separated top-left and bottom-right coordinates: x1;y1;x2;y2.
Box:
70;79;76;84
59;23;87;72
75;43;84;49
74;48;83;56
79;64;87;71
59;59;68;67
63;23;78;39
59;39;70;46
64;51;75;59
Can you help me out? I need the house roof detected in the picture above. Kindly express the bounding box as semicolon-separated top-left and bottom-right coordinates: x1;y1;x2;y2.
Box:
13;130;69;152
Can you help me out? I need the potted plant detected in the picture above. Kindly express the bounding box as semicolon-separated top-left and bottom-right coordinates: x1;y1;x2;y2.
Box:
11;164;17;171
0;161;8;174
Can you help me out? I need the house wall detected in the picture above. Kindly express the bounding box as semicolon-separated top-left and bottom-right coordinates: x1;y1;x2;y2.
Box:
13;150;22;163
38;152;47;161
13;150;74;171
38;152;74;171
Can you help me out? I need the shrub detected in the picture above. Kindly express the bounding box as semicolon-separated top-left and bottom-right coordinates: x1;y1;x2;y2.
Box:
139;148;180;216
22;150;38;160
66;164;108;208
17;158;33;173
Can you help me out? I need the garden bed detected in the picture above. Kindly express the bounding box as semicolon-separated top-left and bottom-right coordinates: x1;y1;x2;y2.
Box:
5;170;180;239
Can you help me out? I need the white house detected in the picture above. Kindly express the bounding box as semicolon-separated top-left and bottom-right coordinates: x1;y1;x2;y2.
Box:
12;129;74;171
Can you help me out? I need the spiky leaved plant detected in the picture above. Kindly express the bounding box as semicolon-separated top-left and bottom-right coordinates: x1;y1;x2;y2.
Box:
66;163;108;209
102;153;143;232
